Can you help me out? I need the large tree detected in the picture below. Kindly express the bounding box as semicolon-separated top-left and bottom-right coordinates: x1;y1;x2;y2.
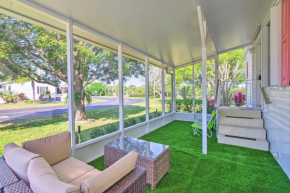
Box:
149;65;162;99
176;49;246;102
175;65;193;99
87;82;105;96
0;14;144;121
194;50;246;103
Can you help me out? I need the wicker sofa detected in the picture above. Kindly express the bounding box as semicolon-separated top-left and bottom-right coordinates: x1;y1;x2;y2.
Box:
0;131;146;193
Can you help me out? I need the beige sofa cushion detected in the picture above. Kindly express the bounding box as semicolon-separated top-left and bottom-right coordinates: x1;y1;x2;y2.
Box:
22;131;71;165
28;157;80;193
4;143;40;185
81;151;138;193
52;157;94;183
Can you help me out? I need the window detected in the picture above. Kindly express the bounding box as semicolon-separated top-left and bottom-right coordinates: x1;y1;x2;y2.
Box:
37;86;48;94
123;57;146;128
0;14;69;156
149;65;162;119
165;69;173;114
56;87;62;94
175;65;194;113
72;38;120;144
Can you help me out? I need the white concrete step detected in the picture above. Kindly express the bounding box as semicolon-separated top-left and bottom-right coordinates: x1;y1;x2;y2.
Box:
218;134;269;151
219;124;266;139
219;116;263;128
219;106;261;119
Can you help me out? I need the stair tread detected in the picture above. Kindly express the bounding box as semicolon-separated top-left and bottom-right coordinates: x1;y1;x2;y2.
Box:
218;134;269;151
221;116;262;120
218;133;268;141
219;106;262;119
219;124;265;130
219;106;261;112
219;116;263;127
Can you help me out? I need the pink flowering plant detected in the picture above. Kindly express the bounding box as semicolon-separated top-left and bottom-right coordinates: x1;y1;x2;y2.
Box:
234;92;246;106
208;99;215;112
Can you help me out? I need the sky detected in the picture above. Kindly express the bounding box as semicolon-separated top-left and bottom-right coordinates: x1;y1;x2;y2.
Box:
124;77;145;87
108;76;145;87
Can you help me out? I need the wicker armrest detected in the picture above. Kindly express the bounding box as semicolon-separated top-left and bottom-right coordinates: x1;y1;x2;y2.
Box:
3;180;33;193
104;167;146;193
0;157;19;191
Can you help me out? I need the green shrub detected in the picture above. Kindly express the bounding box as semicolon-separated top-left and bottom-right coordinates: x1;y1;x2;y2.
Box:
87;123;119;141
139;115;146;122
149;111;161;119
0;91;18;103
23;100;33;104
129;93;146;97
167;98;214;114
165;103;171;113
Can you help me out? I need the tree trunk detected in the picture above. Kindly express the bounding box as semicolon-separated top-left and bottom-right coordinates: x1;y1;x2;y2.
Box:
74;75;88;122
31;80;36;105
75;95;88;121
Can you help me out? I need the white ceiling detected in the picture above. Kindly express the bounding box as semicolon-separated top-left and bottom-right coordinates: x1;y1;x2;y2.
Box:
200;0;274;54
0;0;275;67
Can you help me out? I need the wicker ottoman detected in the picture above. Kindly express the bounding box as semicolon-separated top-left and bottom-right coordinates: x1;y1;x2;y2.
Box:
104;136;170;190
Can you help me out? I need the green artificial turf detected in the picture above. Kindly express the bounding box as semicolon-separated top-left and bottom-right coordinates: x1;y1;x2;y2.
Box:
89;121;290;193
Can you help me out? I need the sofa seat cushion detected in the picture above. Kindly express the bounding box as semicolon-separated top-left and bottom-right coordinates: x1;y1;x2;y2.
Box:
28;157;80;193
4;143;40;185
52;157;94;183
70;169;101;187
0;157;19;190
22;131;71;166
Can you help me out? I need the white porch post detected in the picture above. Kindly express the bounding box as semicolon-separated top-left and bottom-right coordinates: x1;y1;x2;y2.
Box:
172;68;176;114
118;44;124;138
250;47;257;107
214;54;219;135
66;19;75;157
201;47;207;155
161;64;165;125
214;54;219;91
197;5;208;155
192;64;195;117
145;57;150;133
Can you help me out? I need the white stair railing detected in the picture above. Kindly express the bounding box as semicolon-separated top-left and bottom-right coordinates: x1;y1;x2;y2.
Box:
215;79;222;135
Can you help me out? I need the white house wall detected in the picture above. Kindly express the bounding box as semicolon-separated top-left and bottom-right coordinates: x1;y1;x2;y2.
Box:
263;87;290;179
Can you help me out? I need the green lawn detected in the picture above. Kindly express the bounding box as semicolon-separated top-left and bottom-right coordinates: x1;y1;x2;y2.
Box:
0;99;106;110
89;121;290;193
0;99;163;155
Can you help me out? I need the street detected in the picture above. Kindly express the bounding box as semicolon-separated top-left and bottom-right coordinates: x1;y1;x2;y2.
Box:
0;97;144;121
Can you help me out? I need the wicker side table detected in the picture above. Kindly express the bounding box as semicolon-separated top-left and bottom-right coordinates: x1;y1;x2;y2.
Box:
104;137;170;190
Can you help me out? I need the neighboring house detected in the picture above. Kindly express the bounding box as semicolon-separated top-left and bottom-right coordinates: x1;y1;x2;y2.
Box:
0;81;67;103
